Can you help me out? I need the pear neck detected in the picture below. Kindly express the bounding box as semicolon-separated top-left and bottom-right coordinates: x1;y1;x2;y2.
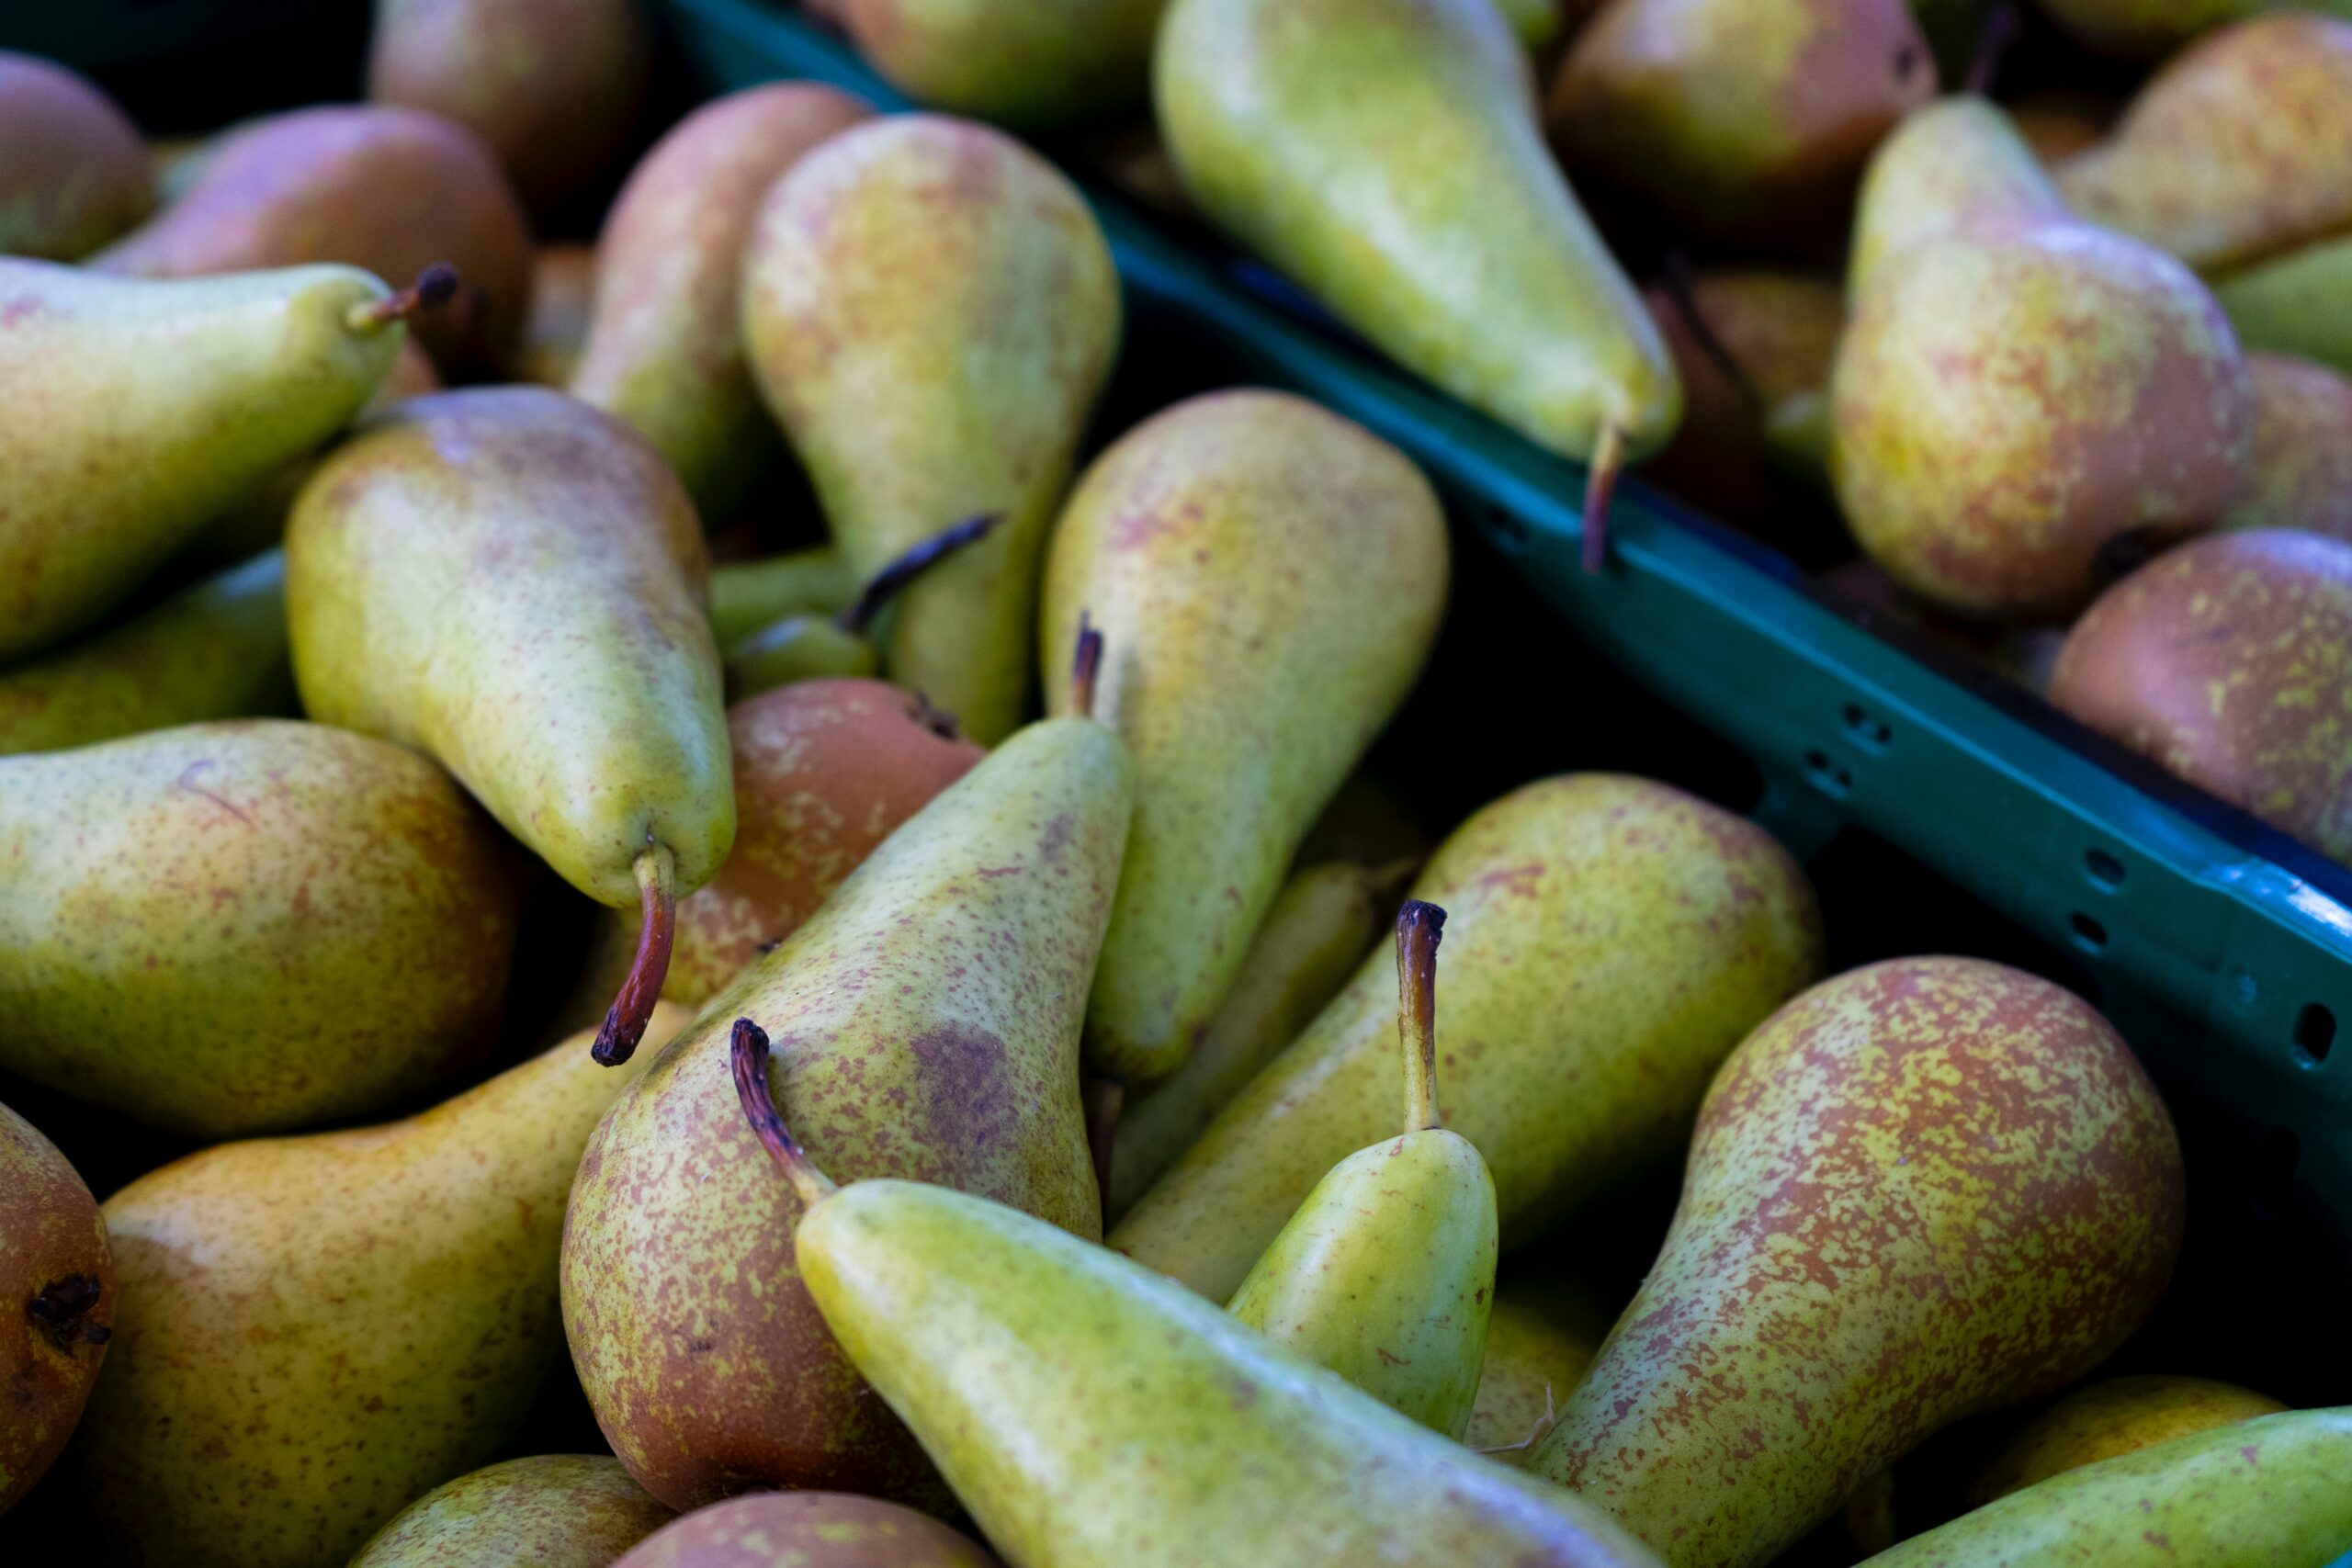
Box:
1396;900;1447;1134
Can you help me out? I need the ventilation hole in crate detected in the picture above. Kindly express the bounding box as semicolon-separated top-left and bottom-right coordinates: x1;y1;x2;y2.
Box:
1804;750;1852;799
2293;1003;2335;1066
2252;1125;2301;1216
2068;912;2108;953
1840;703;1891;751
2084;849;2126;891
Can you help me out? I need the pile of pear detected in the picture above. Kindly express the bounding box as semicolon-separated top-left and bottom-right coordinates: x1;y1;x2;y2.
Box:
3;9;2352;1568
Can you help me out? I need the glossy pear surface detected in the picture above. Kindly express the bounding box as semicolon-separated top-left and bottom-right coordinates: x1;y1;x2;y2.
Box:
2222;352;2352;542
78;1004;692;1568
1971;1374;2288;1504
1532;957;2186;1568
0;1100;111;1516
743;114;1118;743
840;0;1164;125
613;1493;1001;1568
347;1454;673;1567
1844;96;2067;299
1113;773;1821;1302
0;720;518;1138
1042;390;1448;1084
0;51;153;259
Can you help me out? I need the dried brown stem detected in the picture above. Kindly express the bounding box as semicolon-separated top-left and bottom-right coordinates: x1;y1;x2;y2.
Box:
345;262;461;334
1580;423;1628;576
592;843;677;1066
1396;899;1447;1133
837;513;1003;636
729;1018;839;1210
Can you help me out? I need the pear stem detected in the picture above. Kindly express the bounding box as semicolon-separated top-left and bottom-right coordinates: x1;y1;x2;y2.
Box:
1659;254;1766;414
1396;899;1447;1133
345;263;461;335
1579;423;1628;576
592;842;677;1067
729;1018;840;1210
1963;1;2019;96
26;1274;109;1350
1069;613;1103;719
835;513;1003;636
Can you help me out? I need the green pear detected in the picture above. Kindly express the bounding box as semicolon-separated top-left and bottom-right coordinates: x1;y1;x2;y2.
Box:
1832;96;2254;618
1497;0;1566;46
2222;352;2352;542
1860;1408;2352;1567
347;1455;673;1567
0;720;519;1138
1227;900;1496;1438
0;1100;112;1517
2218;233;2352;377
1530;957;2187;1568
1462;1280;1609;1465
562;648;1130;1510
723;1022;1668;1568
1113;773;1821;1302
0;257;408;662
1107;856;1394;1220
835;0;1166;125
571;84;870;513
1971;1375;2289;1504
613;1494;1002;1568
1545;0;1938;248
2057;13;2352;277
0;548;293;755
742;114;1119;744
709;547;856;649
2028;0;2256;60
1156;0;1680;565
76;1003;694;1568
1040;390;1448;1085
0;51;153;260
284;386;733;1067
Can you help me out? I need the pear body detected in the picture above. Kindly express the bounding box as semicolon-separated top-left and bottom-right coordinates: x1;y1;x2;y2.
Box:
1112;773;1822;1301
613;1493;1001;1568
1157;0;1679;467
724;615;876;697
0;258;399;661
1464;1280;1608;1462
0;1101;112;1517
517;244;595;387
0;52;153;260
92;104;531;373
2222;352;2352;542
0;720;518;1137
572;84;870;513
77;1004;694;1568
2219;233;2352;377
347;1454;673;1567
1041;390;1448;1083
743;115;1118;743
0;547;293;755
840;0;1165;125
1843;96;2067;299
1531;957;2186;1568
1971;1374;2288;1504
2030;0;2255;60
563;716;1130;1509
798;1178;1663;1568
286;386;733;910
1863;1408;2352;1567
709;547;855;649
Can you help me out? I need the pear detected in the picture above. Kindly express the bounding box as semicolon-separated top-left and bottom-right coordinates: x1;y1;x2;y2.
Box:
1107;857;1395;1220
1113;773;1822;1302
612;1494;1001;1568
1545;0;1937;248
367;0;649;209
284;386;733;1068
75;1003;692;1568
1498;0;1566;46
516;243;595;387
562;639;1130;1509
348;1455;672;1567
710;547;856;649
2048;529;2352;864
0;720;519;1138
0;51;153;260
1040;390;1447;1085
0;548;293;755
1227;900;1496;1438
2057;14;2352;277
836;0;1164;125
0;257;413;662
2007;90;2116;164
725;1021;1667;1568
1463;1280;1609;1465
571;84;870;514
1530;957;2186;1568
742;114;1119;743
0;1100;112;1517
1861;1408;2352;1566
1971;1375;2289;1504
2029;0;2256;60
1156;0;1680;569
1832;96;2254;619
2221;352;2352;542
2218;233;2352;378
92;104;532;373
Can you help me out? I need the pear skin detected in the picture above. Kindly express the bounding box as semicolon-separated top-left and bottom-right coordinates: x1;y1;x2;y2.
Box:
0;52;153;260
1970;1375;2289;1505
710;547;856;649
1844;96;2069;299
0;1100;112;1517
0;548;293;755
1041;390;1449;1085
347;1455;673;1567
516;243;595;387
0;720;520;1138
572;84;871;513
2218;233;2352;378
837;0;1166;126
1863;1408;2352;1566
1112;773;1822;1303
76;1004;695;1568
562;696;1129;1509
2222;352;2352;542
742;114;1119;743
1463;1281;1608;1465
1531;958;2186;1568
612;1493;1002;1568
1156;0;1680;493
0;257;404;662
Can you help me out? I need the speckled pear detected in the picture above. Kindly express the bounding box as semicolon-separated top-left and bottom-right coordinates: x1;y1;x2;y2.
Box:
837;0;1166;126
1041;390;1448;1086
1531;958;2187;1568
1969;1375;2288;1504
346;1455;673;1567
1112;773;1822;1303
75;1004;695;1568
0;1100;111;1517
2221;352;2352;542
